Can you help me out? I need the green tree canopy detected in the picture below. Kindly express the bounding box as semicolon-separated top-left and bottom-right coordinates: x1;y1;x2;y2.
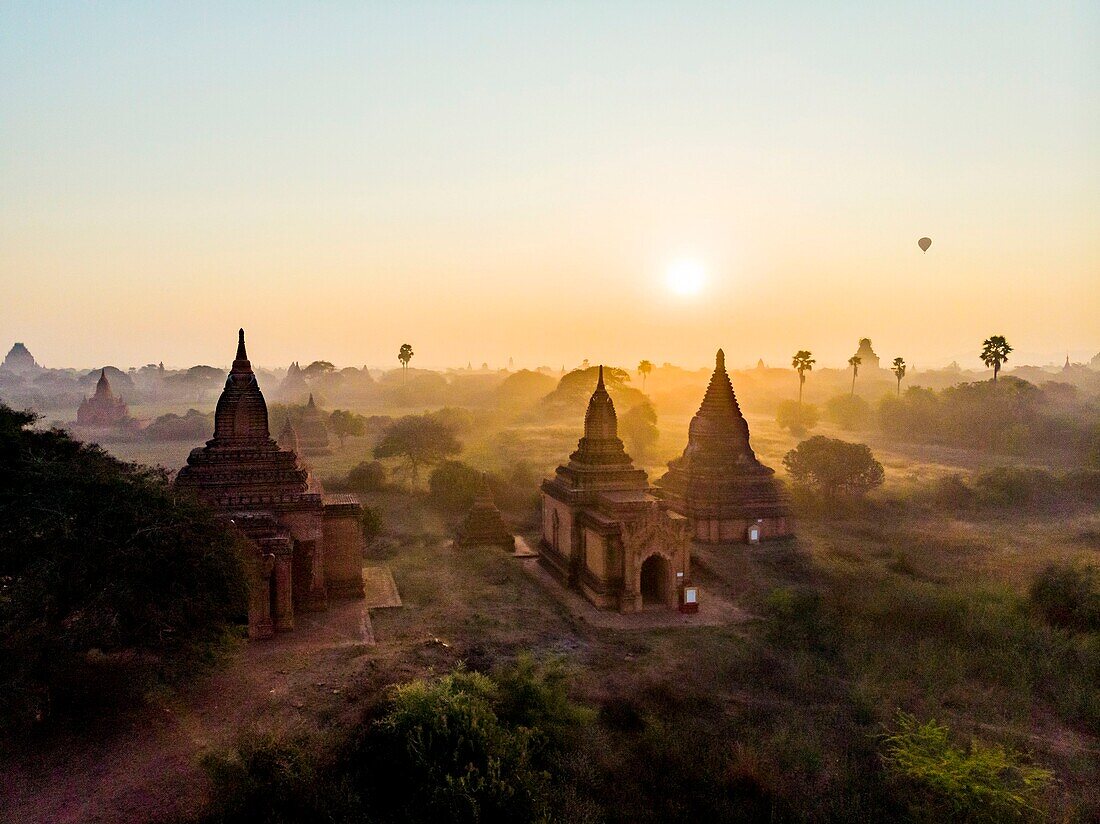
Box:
0;404;247;731
373;413;462;485
782;435;884;497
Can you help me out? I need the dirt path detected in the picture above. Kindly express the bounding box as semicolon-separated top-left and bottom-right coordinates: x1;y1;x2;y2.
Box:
1;600;377;824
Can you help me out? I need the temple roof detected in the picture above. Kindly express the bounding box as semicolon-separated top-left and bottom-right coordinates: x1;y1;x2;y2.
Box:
569;365;634;468
94;368;113;399
212;329;271;443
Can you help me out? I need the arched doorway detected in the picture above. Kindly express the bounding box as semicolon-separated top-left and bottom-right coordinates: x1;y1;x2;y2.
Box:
640;554;672;606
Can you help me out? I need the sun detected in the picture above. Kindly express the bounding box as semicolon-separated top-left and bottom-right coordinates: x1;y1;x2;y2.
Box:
665;259;706;296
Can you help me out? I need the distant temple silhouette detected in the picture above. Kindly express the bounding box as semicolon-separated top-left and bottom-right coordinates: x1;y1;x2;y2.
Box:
76;369;131;427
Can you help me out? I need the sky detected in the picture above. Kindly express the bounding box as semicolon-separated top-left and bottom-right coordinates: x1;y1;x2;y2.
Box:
1;2;1097;372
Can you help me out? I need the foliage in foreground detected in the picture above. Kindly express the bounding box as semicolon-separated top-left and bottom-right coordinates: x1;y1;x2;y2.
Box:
0;404;248;731
883;712;1052;822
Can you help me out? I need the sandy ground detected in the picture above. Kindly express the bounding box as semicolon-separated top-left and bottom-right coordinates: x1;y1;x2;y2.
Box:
1;599;378;824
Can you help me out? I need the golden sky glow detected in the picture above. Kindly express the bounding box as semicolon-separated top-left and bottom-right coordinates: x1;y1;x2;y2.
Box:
0;4;1097;371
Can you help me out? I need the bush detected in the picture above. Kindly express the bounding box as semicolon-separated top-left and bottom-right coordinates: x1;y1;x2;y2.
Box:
346;460;386;492
360;506;383;545
882;711;1052;822
428;460;483;512
824;394;872;431
776;400;818;435
619;401;659;459
782;436;885;498
763;587;836;654
1029;563;1100;632
0;404;248;732
972;466;1053;507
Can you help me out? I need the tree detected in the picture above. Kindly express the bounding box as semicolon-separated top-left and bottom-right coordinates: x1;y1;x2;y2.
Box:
847;355;861;396
619;400;659;460
980;335;1012;382
373;414;461;486
637;360;653;391
301;360;335;379
346;460;387;492
792;350;815;406
0;404;247;731
891;357;906;396
428;460;483;511
782;435;884;498
328;409;365;447
824;394;871;431
398;343;414;382
776;399;818;435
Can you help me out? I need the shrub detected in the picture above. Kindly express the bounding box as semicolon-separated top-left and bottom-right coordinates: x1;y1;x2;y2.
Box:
619;401;659;460
972;466;1053;507
360;506;383;545
782;436;885;498
346;460;386;492
1029;563;1100;632
763;587;836;654
428;460;483;512
367;668;552;823
882;711;1052;822
824;394;872;431
776;400;819;435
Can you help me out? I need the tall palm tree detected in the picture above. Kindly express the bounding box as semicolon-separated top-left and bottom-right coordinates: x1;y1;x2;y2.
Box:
792;350;815;407
891;357;907;396
848;355;861;396
637;359;653;390
398;343;414;382
980;335;1012;382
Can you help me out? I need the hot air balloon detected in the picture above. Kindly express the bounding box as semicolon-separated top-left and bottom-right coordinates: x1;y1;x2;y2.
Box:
918;237;931;253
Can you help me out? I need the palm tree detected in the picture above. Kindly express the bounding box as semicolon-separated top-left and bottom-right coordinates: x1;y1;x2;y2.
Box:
980;335;1012;382
398;343;414;382
848;355;861;396
637;359;653;390
791;350;815;407
891;357;907;396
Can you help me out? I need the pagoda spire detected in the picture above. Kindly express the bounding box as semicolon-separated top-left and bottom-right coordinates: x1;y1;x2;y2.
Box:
231;328;253;376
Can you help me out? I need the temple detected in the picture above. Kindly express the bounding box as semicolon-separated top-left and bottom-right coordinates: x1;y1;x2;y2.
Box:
278;361;309;399
540;366;692;612
660;350;792;543
455;475;515;551
76;369;132;427
852;338;881;370
2;342;39;374
174;330;364;639
297;394;332;456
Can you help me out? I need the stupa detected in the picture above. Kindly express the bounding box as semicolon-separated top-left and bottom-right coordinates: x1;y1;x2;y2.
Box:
851;338;881;370
174;329;364;639
455;475;515;551
76;369;132;427
278;361;309;399
540;366;691;612
660;350;792;543
2;342;39;374
297;394;332;456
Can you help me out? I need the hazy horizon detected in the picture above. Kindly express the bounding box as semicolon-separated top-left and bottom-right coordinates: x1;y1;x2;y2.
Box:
2;3;1097;370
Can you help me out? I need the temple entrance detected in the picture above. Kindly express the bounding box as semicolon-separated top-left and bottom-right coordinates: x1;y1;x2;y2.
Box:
640;554;672;606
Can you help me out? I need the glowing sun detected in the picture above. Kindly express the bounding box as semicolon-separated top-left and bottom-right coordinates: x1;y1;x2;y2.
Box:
665;259;706;296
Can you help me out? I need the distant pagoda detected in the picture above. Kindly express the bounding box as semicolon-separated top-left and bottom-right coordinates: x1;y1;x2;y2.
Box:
76;369;132;427
297;394;332;456
3;342;39;374
852;338;880;370
455;475;515;551
278;361;309;399
659;349;792;543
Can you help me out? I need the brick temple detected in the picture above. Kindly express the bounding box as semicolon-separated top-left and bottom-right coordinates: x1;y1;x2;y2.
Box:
76;369;131;427
659;349;792;543
540;366;691;612
175;329;364;639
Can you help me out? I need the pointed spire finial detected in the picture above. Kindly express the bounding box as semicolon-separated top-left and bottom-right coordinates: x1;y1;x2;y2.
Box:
236;328;247;361
716;349;725;370
597;364;605;390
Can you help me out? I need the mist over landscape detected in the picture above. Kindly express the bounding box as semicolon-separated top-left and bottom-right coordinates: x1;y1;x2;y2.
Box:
1;3;1098;824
